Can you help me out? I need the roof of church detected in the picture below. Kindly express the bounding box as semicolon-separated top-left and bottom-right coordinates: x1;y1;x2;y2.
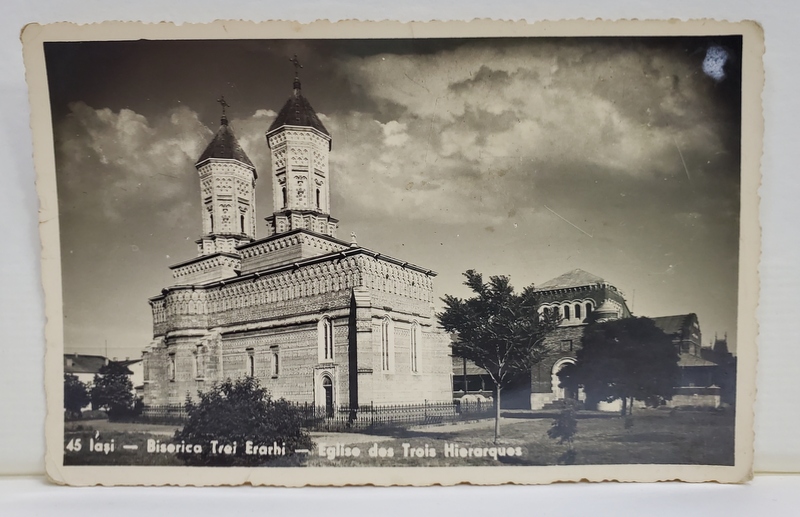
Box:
652;314;696;336
537;269;606;290
196;119;256;172
268;88;330;136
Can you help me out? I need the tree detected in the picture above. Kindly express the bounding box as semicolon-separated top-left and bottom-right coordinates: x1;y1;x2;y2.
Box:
438;270;559;442
174;376;313;466
558;317;679;416
64;374;90;418
90;361;135;420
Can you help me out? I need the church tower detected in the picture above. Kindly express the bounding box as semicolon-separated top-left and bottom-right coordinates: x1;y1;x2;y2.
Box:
195;98;258;255
265;56;338;238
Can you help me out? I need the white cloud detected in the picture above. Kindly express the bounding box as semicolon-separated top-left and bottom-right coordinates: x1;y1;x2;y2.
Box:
57;102;211;222
317;42;730;223
57;40;733;229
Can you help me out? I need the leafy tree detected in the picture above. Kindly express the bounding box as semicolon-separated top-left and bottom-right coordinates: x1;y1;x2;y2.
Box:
174;376;313;466
64;374;90;418
90;361;135;420
558;317;679;416
438;270;559;442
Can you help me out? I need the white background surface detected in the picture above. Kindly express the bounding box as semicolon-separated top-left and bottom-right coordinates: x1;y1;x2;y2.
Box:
1;0;799;513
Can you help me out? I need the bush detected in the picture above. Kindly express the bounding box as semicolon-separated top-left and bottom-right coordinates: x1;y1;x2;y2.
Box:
174;377;314;466
547;400;578;465
81;410;109;420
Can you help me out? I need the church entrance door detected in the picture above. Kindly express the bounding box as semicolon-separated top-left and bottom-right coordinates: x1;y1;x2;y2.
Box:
322;375;334;418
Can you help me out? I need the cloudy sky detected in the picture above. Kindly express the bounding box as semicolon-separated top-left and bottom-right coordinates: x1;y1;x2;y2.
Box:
45;36;742;360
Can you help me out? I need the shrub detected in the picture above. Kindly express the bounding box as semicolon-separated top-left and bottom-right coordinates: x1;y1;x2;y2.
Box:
81;410;109;420
174;377;313;466
624;416;634;429
547;400;578;465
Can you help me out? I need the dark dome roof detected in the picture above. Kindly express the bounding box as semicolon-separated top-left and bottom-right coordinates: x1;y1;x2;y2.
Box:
196;121;256;173
268;92;329;136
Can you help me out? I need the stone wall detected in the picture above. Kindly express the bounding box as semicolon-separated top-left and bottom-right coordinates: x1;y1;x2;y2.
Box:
144;250;452;407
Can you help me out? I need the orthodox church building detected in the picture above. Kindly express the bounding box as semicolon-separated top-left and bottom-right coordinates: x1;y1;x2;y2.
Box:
142;72;452;411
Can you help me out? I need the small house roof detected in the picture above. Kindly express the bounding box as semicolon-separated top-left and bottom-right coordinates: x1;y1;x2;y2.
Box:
64;354;134;375
678;353;717;367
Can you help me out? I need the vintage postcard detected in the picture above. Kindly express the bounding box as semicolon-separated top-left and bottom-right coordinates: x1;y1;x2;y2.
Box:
23;19;762;486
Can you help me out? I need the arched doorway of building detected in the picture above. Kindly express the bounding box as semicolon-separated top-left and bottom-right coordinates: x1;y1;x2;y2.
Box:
321;375;334;418
551;357;581;402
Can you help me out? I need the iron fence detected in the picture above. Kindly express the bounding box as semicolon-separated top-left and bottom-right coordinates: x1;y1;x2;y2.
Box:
138;403;188;425
137;399;494;431
291;399;494;432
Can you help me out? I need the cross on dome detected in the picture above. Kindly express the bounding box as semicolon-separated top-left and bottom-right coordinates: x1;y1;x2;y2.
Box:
290;54;303;93
289;54;303;76
216;95;230;125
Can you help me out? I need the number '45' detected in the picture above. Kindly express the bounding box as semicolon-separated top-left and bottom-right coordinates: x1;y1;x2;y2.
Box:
66;438;82;452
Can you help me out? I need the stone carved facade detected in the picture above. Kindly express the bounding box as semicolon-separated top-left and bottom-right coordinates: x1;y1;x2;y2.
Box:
143;76;452;408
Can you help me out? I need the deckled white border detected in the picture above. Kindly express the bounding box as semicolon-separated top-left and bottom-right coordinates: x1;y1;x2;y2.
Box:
22;19;762;486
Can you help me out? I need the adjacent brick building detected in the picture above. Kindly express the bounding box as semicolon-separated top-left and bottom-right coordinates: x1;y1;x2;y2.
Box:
450;268;725;411
530;269;632;409
142;74;452;410
528;269;724;410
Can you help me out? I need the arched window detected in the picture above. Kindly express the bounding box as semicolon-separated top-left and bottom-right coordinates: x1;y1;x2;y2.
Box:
575;303;582;320
209;213;214;233
168;354;176;381
194;346;203;379
324;319;333;361
247;349;255;377
318;317;334;362
316;189;321;209
564;305;571;320
381;316;393;372
271;348;279;377
585;302;593;317
410;322;420;373
554;307;560;318
240;214;245;233
282;187;287;208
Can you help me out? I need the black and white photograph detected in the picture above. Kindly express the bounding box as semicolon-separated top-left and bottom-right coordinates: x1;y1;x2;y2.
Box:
24;20;760;486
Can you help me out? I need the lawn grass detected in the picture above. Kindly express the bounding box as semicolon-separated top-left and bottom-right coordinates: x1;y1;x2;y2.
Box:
61;408;734;467
306;408;735;467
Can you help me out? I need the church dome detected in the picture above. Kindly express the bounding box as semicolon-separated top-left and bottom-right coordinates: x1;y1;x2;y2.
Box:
196;118;256;173
267;78;330;137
